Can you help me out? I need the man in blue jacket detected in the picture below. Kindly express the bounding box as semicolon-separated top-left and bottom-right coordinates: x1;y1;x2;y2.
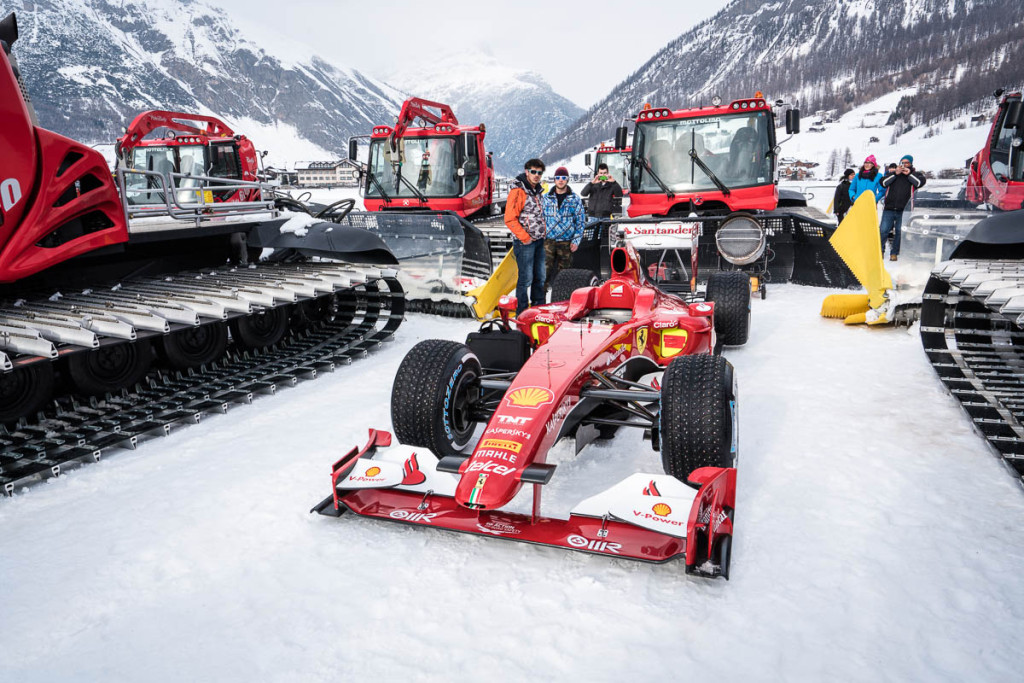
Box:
543;166;587;288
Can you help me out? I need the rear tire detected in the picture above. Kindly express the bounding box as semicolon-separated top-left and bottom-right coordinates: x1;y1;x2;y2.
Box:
659;355;736;480
706;271;751;346
67;341;153;396
231;306;290;350
0;362;55;424
551;268;599;303
157;323;228;370
391;340;482;458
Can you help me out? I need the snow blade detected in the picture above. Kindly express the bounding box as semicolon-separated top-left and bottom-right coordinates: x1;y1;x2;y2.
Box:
247;221;399;265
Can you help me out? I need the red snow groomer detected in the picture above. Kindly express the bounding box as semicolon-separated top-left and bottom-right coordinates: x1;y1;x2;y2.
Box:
0;12;402;490
966;89;1024;211
581;95;858;296
355;97;503;218
314;245;747;578
115;110;261;206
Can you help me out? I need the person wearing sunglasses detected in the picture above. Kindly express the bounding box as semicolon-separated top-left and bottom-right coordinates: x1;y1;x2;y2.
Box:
543;166;586;289
504;158;548;314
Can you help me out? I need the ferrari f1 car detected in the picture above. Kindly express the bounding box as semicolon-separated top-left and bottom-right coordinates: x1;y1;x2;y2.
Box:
312;244;747;578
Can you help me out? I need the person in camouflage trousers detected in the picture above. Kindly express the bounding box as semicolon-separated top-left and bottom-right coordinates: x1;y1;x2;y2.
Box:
542;166;586;289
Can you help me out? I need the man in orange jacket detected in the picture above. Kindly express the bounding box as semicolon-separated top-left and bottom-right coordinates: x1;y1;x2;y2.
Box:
504;158;547;315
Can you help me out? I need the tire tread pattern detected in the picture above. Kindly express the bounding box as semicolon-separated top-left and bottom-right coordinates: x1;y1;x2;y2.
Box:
660;355;735;479
391;339;476;456
706;272;751;346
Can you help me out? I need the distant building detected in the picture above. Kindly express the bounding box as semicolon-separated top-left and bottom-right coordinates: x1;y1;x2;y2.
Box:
295;161;360;188
779;159;820;181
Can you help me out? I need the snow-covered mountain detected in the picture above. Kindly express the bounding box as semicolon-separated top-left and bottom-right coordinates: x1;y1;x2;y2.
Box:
543;0;1024;164
7;0;405;167
386;52;584;175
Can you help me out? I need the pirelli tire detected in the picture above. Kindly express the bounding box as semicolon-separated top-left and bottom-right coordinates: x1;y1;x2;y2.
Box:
391;339;482;458
551;268;600;303
659;354;737;480
705;271;751;347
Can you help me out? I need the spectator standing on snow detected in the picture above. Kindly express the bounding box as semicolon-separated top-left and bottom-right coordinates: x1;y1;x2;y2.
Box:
879;154;926;261
848;155;885;204
833;168;855;222
543;166;587;289
580;163;623;218
504;158;547;315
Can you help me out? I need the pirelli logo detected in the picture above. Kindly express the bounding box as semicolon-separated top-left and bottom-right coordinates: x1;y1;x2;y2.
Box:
479;439;522;453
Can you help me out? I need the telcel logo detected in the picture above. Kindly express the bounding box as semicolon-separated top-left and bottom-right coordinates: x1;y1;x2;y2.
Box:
467;461;515;476
1;178;23;213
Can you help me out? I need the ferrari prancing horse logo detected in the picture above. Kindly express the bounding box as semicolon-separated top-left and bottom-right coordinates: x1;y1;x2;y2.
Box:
636;328;648;355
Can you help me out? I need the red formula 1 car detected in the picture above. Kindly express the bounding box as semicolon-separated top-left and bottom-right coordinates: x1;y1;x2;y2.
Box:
313;245;749;578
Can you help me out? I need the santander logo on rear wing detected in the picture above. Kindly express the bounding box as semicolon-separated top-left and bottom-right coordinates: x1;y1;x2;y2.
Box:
619;221;699;250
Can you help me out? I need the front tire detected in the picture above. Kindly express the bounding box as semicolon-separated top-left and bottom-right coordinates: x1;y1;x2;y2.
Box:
551;268;599;303
706;271;751;346
659;355;736;480
391;340;482;458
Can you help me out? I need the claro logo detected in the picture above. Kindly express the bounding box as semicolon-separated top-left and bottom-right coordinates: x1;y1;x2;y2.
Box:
1;178;23;213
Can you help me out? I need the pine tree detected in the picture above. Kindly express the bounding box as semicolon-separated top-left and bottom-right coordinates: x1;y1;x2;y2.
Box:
843;147;853;168
827;149;839;178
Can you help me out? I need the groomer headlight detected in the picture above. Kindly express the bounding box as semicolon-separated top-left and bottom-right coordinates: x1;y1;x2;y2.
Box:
715;215;766;265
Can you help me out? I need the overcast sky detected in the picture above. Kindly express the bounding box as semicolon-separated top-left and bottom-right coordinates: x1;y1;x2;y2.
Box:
212;0;734;108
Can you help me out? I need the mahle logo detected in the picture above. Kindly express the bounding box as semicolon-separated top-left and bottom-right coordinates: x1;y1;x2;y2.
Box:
1;178;23;213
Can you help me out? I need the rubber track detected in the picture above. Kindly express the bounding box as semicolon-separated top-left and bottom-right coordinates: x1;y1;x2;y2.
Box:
0;277;405;495
921;260;1024;483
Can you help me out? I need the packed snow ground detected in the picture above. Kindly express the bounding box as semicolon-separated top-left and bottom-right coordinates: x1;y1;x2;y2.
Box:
2;285;1023;681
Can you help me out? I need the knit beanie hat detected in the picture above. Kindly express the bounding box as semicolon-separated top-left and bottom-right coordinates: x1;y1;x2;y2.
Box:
900;154;914;164
554;166;569;177
864;155;877;166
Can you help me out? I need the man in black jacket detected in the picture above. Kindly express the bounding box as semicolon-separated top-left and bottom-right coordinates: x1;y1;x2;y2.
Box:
580;163;623;218
833;168;854;223
879;155;926;261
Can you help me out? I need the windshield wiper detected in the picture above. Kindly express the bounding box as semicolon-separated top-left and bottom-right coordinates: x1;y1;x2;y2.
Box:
688;148;731;196
366;170;392;205
636;154;675;199
394;166;429;204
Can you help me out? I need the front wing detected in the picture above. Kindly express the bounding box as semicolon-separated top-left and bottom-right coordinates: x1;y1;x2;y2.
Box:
311;430;737;578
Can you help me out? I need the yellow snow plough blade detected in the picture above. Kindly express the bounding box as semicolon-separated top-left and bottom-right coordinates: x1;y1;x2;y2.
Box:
821;193;894;325
468;249;518;319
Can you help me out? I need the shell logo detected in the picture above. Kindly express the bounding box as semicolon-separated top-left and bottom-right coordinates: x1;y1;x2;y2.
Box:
364;466;381;477
652;503;672;517
506;386;554;409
